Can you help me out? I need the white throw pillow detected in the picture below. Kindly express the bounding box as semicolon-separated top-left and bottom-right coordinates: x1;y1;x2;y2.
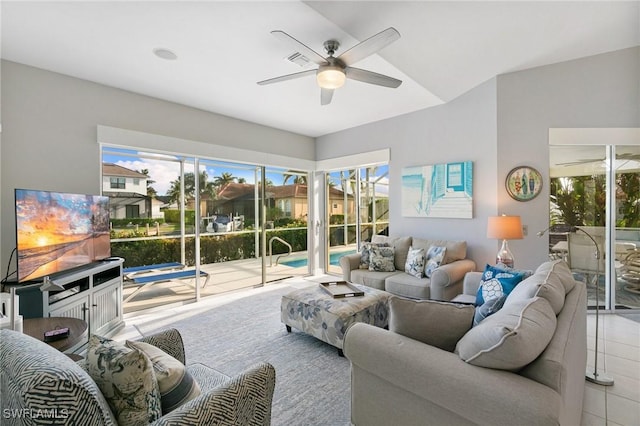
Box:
404;246;426;278
455;297;557;371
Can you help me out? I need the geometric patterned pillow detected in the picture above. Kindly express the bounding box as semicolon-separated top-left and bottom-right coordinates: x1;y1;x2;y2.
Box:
126;340;202;415
404;246;426;278
425;245;447;278
359;242;389;269
86;335;162;426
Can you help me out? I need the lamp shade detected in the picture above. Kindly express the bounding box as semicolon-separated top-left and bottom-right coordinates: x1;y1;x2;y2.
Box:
487;215;523;240
316;66;346;89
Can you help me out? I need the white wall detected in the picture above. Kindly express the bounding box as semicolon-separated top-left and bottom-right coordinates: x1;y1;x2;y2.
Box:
0;60;314;275
317;47;640;272
317;78;499;267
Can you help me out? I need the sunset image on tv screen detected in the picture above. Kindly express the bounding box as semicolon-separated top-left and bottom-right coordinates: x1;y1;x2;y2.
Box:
15;190;111;282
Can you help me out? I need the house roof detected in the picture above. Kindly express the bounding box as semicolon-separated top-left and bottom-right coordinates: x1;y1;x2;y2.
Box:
103;163;148;179
215;183;350;202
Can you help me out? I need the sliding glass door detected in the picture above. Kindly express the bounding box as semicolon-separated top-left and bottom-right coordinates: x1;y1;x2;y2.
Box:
548;144;640;311
102;146;311;312
325;165;389;275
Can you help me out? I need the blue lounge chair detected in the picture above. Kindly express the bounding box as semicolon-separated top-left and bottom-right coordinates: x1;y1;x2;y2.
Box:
123;269;210;303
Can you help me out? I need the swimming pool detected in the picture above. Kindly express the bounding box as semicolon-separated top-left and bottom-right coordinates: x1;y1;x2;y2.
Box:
280;250;356;268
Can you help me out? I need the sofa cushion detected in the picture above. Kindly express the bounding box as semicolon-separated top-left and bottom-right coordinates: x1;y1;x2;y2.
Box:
385;273;433;299
350;269;400;290
389;296;474;352
86;335;162;425
455;297;557;370
405;246;426;278
425;245;446;278
372;235;412;271
413;238;466;265
126;340;202;414
535;260;576;293
369;246;396;272
505;269;566;315
476;264;526;305
359;242;389;269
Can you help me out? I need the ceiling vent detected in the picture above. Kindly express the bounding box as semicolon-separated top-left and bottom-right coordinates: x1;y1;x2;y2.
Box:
285;52;312;68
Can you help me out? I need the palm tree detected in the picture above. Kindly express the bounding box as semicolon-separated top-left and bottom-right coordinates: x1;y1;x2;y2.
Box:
167;171;216;205
213;172;236;187
283;171;307;185
139;168;157;197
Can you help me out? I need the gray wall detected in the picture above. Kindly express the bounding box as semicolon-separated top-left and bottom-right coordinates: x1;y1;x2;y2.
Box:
317;47;640;272
0;60;314;276
497;46;640;269
316;78;499;267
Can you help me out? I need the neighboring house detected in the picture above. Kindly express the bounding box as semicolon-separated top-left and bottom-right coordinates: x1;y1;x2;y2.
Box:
207;183;355;221
102;163;163;220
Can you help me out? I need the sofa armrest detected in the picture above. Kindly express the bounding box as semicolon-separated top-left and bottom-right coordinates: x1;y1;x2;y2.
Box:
344;323;560;426
139;328;186;365
430;259;476;300
340;252;362;282
153;362;276;426
462;271;483;296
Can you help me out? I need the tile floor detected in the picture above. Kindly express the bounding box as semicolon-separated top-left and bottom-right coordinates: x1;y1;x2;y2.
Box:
583;313;640;425
117;278;640;426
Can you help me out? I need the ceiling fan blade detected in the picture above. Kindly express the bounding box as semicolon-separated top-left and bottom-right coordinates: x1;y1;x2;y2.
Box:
271;30;328;66
257;69;317;85
338;27;400;66
321;88;334;105
346;67;402;88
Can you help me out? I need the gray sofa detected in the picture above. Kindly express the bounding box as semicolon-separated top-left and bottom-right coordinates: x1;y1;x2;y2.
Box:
344;260;586;426
340;235;476;300
0;328;276;425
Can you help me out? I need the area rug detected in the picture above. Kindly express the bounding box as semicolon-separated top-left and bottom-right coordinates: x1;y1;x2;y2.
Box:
137;284;351;426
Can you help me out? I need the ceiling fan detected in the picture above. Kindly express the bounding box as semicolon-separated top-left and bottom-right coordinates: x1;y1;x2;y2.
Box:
557;152;640;167
257;27;402;105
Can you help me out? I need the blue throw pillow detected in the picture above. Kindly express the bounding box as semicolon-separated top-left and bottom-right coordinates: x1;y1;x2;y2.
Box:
473;295;507;326
475;264;526;306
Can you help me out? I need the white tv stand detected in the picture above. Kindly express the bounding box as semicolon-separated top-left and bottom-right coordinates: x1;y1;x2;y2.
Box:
11;258;124;352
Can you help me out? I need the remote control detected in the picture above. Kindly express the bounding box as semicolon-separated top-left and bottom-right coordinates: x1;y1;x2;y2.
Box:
44;327;70;342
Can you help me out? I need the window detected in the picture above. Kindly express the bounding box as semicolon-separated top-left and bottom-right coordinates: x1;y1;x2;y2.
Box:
110;177;125;189
125;205;140;218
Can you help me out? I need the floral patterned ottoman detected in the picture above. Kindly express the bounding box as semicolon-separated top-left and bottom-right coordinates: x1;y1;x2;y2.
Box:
281;284;391;356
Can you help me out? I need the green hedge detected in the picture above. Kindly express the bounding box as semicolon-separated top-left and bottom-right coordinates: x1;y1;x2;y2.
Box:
111;228;308;268
164;209;195;225
111;218;163;227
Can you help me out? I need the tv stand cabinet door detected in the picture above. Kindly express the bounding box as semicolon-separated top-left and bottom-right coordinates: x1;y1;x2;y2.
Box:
91;278;122;337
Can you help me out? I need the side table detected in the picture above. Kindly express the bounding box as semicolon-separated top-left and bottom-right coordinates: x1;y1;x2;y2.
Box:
23;317;88;356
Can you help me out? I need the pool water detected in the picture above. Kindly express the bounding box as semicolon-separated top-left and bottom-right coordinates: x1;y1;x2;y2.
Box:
280;250;356;268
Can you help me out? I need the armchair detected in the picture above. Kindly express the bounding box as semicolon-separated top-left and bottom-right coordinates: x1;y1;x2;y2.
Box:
0;328;276;426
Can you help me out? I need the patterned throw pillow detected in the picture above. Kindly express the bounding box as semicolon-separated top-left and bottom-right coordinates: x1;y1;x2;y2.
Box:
405;246;426;278
425;246;447;278
475;264;526;306
473;295;507;326
369;246;396;272
359;242;389;269
86;335;161;426
126;340;202;415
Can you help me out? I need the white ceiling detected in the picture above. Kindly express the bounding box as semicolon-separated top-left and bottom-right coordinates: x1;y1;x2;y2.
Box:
2;1;639;138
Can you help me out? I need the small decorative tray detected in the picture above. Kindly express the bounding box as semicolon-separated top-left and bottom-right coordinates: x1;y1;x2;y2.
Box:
319;281;364;298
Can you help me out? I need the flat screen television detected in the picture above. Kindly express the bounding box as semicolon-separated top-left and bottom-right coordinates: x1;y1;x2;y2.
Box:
15;189;111;282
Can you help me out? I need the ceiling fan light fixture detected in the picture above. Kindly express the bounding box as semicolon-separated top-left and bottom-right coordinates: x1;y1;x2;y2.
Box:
316;66;346;89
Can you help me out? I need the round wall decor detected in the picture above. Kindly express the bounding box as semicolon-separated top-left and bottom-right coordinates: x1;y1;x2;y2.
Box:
505;166;542;201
